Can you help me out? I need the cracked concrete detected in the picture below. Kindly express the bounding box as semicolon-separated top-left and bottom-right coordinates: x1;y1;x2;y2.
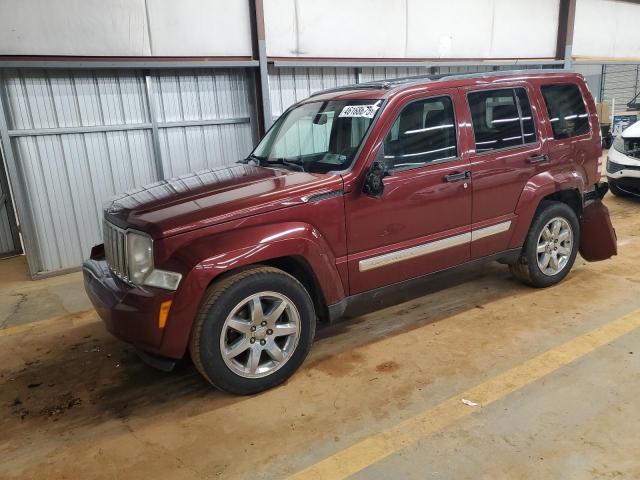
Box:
0;257;92;330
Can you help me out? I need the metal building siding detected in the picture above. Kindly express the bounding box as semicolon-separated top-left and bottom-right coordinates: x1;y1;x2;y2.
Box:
602;64;640;108
153;69;254;178
1;67;255;275
2;69;157;272
268;66;357;117
358;66;429;82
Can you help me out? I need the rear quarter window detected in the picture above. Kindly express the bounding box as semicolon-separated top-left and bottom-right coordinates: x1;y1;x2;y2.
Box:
540;83;590;139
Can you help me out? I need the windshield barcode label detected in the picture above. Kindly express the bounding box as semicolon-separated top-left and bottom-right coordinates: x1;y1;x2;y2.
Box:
339;104;380;118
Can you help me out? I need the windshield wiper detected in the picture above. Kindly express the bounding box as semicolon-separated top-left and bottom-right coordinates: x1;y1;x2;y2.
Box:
243;153;305;172
267;157;304;172
242;153;265;165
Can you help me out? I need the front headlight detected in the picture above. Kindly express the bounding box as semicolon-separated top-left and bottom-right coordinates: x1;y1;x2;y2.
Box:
125;230;182;290
126;231;154;283
612;135;626;154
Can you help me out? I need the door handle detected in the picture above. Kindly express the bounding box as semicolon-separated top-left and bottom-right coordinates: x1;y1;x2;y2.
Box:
527;153;549;164
444;171;471;183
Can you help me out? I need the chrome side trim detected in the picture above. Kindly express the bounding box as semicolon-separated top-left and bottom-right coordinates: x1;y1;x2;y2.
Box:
357;220;512;273
358;232;471;272
471;221;512;242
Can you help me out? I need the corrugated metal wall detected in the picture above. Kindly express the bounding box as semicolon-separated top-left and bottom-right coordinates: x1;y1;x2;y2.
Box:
152;70;254;178
268;66;356;118
0;68;255;275
602;64;640;108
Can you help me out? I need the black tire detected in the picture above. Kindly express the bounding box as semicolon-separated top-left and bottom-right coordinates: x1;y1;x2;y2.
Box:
509;201;580;288
608;181;626;197
189;266;316;395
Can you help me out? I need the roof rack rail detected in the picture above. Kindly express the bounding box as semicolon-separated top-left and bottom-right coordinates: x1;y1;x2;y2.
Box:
308;80;395;98
307;68;570;99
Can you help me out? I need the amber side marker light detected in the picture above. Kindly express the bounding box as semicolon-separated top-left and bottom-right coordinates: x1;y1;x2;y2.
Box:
159;300;172;329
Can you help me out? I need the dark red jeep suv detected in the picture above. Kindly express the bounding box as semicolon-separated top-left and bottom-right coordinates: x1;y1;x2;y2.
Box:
84;71;616;394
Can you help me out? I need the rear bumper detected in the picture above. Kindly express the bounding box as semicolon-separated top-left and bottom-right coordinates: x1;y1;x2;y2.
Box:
83;259;178;358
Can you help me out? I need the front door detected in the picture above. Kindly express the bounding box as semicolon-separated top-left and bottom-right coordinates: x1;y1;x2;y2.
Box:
345;89;472;294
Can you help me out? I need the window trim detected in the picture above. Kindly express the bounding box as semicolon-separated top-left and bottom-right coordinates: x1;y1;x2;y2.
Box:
466;86;541;157
539;82;592;141
382;94;460;174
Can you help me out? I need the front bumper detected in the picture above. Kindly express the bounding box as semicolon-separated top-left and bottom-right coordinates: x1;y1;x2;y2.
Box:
83;258;177;357
606;148;640;196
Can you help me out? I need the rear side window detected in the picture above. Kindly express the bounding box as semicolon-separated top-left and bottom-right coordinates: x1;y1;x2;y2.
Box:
468;88;537;153
540;83;590;139
384;96;457;171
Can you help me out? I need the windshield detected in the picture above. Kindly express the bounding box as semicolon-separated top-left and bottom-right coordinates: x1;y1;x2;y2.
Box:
247;99;381;173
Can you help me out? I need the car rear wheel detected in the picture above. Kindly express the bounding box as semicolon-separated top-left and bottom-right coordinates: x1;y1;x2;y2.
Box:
509;201;580;288
189;266;316;394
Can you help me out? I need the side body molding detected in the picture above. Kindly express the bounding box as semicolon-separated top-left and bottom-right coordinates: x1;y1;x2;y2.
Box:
158;222;345;358
508;168;586;249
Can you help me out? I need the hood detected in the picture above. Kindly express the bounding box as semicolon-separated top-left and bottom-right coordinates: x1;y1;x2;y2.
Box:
622;120;640;138
104;164;342;238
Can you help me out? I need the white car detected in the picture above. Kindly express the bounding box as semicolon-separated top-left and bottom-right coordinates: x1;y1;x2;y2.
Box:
607;120;640;196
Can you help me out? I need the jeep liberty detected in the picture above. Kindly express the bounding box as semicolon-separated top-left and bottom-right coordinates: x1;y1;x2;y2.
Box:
84;71;617;394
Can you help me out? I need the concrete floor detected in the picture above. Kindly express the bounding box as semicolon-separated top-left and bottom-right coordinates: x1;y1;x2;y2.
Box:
1;193;639;479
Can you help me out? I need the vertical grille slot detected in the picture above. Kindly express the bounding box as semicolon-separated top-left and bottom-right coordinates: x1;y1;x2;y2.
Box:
103;220;128;279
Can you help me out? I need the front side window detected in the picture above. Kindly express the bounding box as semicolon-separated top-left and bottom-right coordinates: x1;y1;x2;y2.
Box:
468;88;537;153
249;100;380;173
540;83;590;139
384;96;457;171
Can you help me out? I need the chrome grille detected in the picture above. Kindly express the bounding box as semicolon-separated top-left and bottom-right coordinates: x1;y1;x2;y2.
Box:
103;220;128;279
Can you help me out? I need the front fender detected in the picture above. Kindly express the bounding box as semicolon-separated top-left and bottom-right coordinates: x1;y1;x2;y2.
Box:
159;222;345;358
508;169;585;249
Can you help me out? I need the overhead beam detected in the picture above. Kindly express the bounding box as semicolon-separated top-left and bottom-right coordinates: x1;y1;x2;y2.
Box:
0;56;258;69
556;0;577;69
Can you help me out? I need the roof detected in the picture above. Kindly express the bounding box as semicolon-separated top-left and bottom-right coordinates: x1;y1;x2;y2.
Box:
306;69;577;102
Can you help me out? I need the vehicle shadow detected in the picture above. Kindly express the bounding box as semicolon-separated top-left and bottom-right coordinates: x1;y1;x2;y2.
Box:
1;261;536;438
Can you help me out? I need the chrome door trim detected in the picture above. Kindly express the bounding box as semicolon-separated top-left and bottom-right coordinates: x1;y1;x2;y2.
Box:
358;232;471;272
470;220;512;242
358;220;512;272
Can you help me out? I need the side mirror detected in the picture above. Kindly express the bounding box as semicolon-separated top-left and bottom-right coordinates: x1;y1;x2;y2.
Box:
363;146;391;198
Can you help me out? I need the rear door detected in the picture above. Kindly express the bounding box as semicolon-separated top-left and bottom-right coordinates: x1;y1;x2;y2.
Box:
345;89;472;294
538;81;597;184
461;84;548;259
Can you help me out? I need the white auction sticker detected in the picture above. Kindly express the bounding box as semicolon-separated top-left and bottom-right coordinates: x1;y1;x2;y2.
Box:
339;103;380;118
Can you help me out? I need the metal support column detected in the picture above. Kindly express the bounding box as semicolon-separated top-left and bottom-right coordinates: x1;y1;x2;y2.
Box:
251;0;273;130
144;72;165;181
557;0;576;70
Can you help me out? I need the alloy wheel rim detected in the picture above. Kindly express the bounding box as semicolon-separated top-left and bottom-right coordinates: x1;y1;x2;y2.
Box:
536;217;573;276
220;292;301;378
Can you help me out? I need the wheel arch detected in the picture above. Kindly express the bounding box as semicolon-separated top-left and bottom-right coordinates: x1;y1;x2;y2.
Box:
158;222;344;358
509;170;585;249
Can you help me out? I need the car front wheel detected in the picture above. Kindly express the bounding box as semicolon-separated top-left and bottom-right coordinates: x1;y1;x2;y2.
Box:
189;266;316;395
